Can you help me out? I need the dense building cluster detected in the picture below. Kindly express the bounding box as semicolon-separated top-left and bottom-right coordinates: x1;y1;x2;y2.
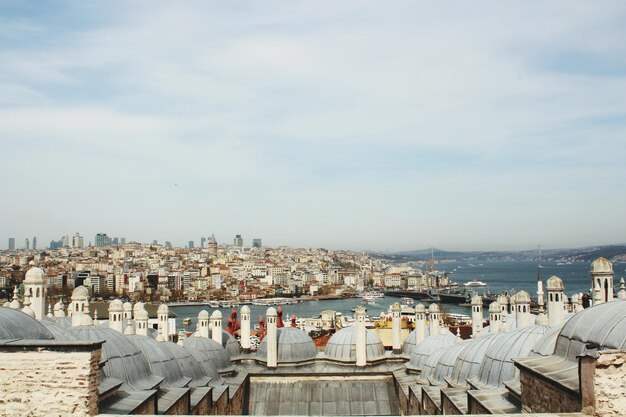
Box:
0;257;624;416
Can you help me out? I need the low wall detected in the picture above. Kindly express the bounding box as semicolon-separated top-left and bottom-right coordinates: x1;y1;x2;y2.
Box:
0;340;103;417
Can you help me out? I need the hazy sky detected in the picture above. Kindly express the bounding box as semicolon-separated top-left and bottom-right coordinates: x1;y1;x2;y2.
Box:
1;1;625;251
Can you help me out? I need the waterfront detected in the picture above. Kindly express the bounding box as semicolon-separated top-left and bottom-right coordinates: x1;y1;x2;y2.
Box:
170;259;624;331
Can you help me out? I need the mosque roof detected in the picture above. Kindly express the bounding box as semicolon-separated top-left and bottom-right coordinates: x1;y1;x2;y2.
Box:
554;299;626;362
324;326;385;363
428;339;471;386
407;331;457;372
24;267;45;285
67;325;163;391
471;324;552;389
40;318;78;341
183;336;232;372
257;327;317;364
208;329;240;357
401;327;430;355
126;335;191;388
530;325;561;357
446;332;506;388
0;307;54;340
158;341;215;387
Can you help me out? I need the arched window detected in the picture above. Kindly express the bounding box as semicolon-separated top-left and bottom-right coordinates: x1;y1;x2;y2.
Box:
550;293;553;302
36;288;40;297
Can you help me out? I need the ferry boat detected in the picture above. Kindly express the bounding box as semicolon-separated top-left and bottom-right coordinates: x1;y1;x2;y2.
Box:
361;291;384;299
464;280;487;288
400;297;415;306
182;317;192;325
208;300;221;308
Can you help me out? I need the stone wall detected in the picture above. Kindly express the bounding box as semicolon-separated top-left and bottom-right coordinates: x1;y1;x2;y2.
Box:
589;350;626;417
518;365;581;413
0;340;102;417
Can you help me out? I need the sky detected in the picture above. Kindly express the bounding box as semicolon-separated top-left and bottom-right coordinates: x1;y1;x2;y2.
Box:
1;1;625;251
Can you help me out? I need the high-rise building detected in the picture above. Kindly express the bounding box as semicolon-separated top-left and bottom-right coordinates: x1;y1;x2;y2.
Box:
8;238;15;251
95;233;109;247
32;236;37;250
188;240;195;249
152;240;158;245
61;235;69;247
71;233;84;248
234;234;243;247
252;238;262;248
120;237;126;245
165;241;172;248
25;238;30;250
200;237;206;248
112;237;119;245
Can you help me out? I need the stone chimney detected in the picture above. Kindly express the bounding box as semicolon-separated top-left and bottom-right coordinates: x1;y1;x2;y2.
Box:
157;304;170;341
546;275;565;327
108;299;124;333
210;310;223;346
428;303;440;337
391;302;401;354
514;290;531;329
414;304;427;345
471;294;483;338
266;307;278;368
489;301;501;333
240;305;251;353
198;310;210;338
355;306;367;367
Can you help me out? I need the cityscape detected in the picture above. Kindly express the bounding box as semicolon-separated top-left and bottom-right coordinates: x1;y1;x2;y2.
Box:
1;1;626;417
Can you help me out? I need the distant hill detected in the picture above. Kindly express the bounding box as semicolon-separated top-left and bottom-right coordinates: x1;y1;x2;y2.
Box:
368;244;626;263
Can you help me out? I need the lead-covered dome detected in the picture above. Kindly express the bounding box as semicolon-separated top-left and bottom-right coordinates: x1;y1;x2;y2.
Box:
591;257;613;274
407;331;457;372
470;324;551;389
183;336;232;372
127;335;191;388
158;341;216;387
0;307;54;340
401;327;431;355
447;332;506;388
554;300;626;362
257;327;317;364
324;326;385;363
67;325;163;390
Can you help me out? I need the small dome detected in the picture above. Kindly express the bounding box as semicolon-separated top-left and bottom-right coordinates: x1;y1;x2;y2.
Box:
407;332;457;372
447;332;506;388
324;326;385;363
571;294;579;303
591;257;613;274
257;327;317;364
40;320;77;341
198;310;209;319
429;303;440;313
554;300;626;362
470;294;482;305
71;286;89;301
135;308;149;320
157;304;169;314
423;340;470;385
123;302;132;311
0;307;54;340
67;325;163;390
183;336;232;372
416;304;426;313
133;302;145;313
618;290;626;301
514;290;530;304
127;335;190;388
158;342;216;387
471;324;552;389
24;267;45;284
530;326;561;357
546;275;564;290
207;329;240;357
241;305;250;314
497;295;508;305
266;307;277;317
402;327;431;355
109;299;123;312
489;301;501;313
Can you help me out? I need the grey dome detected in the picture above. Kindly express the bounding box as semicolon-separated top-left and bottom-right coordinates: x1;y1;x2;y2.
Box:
0;307;54;340
530;325;562;357
447;332;506;388
483;313;537;333
554;300;626;362
401;327;431;355
158;342;215;387
184;346;224;385
67;325;163;390
53;316;73;328
209;329;241;357
127;335;191;388
428;340;471;385
183;336;232;372
407;332;457;371
324;326;385;363
40;319;78;341
471;324;552;389
257;327;317;364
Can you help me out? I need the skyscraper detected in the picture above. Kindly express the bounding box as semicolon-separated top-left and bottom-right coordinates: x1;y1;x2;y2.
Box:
165;241;172;248
95;233;109;247
25;238;30;250
200;237;206;248
8;238;15;251
234;234;243;247
32;236;37;250
252;238;262;248
71;233;84;248
188;241;195;249
120;237;126;245
208;234;218;258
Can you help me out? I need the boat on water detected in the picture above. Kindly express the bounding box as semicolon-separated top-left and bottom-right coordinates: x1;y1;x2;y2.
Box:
208;300;221;308
444;312;471;322
464;280;487;288
400;297;415;306
182;317;192;325
361;291;384;299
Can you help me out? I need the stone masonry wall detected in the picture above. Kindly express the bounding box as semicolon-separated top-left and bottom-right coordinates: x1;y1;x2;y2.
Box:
519;367;581;413
591;350;626;417
0;347;101;417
